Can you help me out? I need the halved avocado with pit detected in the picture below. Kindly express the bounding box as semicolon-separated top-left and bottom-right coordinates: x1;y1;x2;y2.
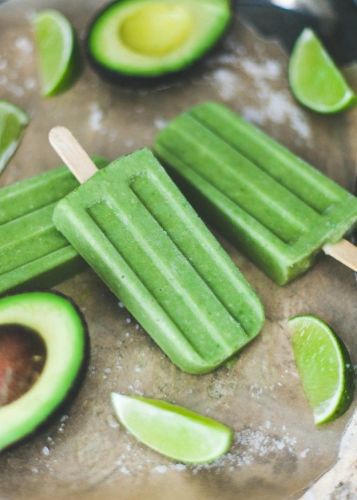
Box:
0;292;87;451
86;0;231;81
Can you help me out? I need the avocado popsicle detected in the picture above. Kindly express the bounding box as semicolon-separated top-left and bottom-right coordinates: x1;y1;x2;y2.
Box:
154;102;357;285
0;157;108;295
50;128;264;374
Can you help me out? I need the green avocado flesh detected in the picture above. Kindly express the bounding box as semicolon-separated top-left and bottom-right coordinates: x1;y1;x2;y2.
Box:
87;0;231;78
0;292;86;451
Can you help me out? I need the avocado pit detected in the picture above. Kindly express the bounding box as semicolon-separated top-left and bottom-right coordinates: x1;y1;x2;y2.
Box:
0;325;46;406
120;3;193;57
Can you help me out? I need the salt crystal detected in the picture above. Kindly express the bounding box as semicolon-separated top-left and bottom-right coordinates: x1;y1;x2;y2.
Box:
42;446;50;456
173;463;186;471
154;118;168;130
15;36;33;55
89;103;104;132
211;68;240;100
24;77;37;90
240;58;282;80
120;465;130;475
153;465;168;474
107;416;119;429
300;448;310;458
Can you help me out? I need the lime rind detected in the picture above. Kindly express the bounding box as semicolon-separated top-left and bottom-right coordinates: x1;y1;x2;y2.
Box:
288;315;355;425
289;28;356;114
0;101;29;125
0;101;29;174
111;393;233;463
33;9;76;97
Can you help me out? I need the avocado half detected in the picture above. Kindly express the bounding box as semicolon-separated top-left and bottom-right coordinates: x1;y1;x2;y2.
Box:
0;292;87;451
86;0;231;82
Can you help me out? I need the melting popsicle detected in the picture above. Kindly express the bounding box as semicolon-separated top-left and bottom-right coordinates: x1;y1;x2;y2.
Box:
49;127;264;374
154;101;357;285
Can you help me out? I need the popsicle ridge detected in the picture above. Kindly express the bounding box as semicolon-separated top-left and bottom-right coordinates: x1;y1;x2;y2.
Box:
130;171;262;335
156;132;315;244
0;158;109;295
190;103;346;211
154;102;357;284
88;196;241;357
52;147;264;373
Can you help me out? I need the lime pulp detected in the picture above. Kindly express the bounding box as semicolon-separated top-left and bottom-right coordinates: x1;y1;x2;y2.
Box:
111;393;233;463
33;9;77;97
0;100;29;174
289;315;354;425
289;28;356;113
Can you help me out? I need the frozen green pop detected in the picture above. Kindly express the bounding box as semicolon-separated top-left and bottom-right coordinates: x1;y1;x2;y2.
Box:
50;128;264;374
0;157;108;295
154;101;357;285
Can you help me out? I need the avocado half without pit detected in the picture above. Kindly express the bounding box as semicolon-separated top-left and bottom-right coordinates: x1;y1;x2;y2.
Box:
86;0;232;81
0;292;88;451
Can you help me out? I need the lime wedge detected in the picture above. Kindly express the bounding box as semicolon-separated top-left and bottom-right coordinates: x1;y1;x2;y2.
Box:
289;29;356;113
33;10;77;96
0;100;29;175
288;315;355;425
111;393;233;463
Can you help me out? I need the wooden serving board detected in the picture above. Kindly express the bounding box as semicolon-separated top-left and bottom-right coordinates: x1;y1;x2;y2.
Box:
0;1;356;499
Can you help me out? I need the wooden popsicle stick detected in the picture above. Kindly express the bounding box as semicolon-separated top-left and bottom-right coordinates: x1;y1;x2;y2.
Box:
49;126;98;184
323;239;357;272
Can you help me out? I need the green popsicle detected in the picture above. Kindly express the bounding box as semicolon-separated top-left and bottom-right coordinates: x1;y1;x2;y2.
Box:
154;101;357;284
52;145;264;374
0;157;108;295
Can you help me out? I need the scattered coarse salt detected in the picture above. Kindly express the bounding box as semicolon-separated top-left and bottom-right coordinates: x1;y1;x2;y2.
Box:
42;446;50;457
173;463;186;472
0;59;8;71
107;415;120;429
14;36;33;55
211;68;240;100
154;118;168;130
24;77;37;90
242;89;311;140
153;465;168;474
120;465;130;475
240;58;282;80
89;103;104;132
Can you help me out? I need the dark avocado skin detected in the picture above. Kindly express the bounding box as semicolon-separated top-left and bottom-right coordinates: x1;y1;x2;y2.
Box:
85;0;232;86
1;291;89;452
